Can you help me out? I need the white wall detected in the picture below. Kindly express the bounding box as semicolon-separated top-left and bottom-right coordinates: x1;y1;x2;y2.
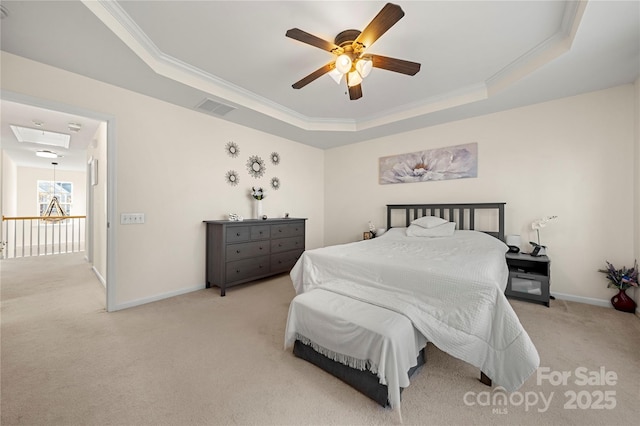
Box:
1;152;18;217
0;52;324;309
86;122;108;284
1;152;18;256
325;85;636;304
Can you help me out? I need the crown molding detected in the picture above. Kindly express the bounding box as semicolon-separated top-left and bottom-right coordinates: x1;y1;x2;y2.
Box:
486;0;587;95
81;0;355;131
81;0;585;135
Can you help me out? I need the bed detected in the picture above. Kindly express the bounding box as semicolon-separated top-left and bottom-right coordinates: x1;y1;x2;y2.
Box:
285;203;539;412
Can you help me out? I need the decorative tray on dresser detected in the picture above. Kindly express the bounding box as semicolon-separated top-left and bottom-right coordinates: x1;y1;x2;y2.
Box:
203;218;307;296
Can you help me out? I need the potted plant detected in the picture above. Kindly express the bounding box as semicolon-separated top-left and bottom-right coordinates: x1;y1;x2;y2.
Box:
599;260;638;313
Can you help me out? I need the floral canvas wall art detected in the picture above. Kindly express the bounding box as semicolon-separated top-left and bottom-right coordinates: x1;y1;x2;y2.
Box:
379;143;478;185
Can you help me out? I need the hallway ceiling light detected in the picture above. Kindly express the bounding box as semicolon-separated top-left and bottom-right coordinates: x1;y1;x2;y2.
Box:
35;150;62;159
10;124;70;148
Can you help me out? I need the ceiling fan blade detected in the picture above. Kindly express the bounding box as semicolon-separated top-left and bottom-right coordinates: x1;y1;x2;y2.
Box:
370;54;421;76
353;3;405;51
292;62;335;89
348;84;363;100
286;28;342;54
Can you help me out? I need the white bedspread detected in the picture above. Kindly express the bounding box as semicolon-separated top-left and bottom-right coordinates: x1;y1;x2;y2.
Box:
289;229;540;392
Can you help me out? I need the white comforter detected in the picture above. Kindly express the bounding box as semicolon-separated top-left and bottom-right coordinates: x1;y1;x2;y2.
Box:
290;229;540;392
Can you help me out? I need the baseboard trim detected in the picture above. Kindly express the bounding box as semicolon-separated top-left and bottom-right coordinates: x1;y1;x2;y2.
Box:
112;285;204;311
552;292;611;308
91;266;106;288
109;288;628;312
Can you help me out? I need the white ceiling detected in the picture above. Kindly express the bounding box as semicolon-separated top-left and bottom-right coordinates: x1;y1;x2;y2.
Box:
1;1;639;171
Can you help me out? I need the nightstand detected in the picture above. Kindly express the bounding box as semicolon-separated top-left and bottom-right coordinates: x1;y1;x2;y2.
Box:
505;252;551;307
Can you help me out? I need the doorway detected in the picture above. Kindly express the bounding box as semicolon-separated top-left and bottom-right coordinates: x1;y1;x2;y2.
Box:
0;90;115;311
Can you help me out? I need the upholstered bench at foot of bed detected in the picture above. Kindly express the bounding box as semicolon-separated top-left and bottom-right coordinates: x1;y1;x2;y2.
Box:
285;288;428;409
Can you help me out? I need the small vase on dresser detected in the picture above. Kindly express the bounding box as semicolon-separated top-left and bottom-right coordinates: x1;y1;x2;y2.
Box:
251;187;266;219
255;200;263;219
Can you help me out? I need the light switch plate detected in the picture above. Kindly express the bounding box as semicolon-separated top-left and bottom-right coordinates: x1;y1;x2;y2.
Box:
121;213;145;224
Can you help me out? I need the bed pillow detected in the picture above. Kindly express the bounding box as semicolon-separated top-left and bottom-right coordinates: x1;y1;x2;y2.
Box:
411;215;448;229
406;222;456;237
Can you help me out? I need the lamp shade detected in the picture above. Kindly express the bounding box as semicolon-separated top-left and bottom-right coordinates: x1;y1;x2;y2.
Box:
356;58;373;78
328;68;343;84
506;235;521;247
335;54;352;74
347;70;363;87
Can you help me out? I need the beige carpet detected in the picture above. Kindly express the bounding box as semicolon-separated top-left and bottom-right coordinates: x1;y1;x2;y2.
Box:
1;253;639;425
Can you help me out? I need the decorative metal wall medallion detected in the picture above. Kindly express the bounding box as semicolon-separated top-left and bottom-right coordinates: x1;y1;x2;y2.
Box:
225;141;239;158
226;170;239;186
270;152;280;165
270;177;281;190
246;155;266;178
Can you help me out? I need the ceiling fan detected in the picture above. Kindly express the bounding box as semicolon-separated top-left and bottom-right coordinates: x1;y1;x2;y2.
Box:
285;3;421;101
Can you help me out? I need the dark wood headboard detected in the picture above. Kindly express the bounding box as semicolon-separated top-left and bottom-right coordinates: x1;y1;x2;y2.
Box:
386;203;506;241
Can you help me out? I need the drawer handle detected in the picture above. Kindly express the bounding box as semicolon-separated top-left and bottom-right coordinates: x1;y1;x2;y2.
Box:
259;265;263;269
278;243;282;247
259;247;263;250
236;232;241;237
236;269;240;273
278;229;282;232
236;250;241;254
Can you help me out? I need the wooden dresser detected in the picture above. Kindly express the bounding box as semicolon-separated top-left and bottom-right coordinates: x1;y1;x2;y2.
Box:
203;218;306;296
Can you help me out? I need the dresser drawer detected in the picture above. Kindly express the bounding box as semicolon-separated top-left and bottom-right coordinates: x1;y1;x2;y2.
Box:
271;236;304;253
271;222;305;238
250;225;271;240
226;241;270;261
271;249;304;273
226;255;270;283
226;226;250;243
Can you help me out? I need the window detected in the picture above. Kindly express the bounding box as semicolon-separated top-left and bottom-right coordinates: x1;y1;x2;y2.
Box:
37;180;73;216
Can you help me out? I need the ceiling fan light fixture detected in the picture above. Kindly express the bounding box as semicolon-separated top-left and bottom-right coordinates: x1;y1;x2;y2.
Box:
35;150;60;159
328;68;343;85
286;3;420;100
335;54;352;74
347;70;363;87
356;58;373;78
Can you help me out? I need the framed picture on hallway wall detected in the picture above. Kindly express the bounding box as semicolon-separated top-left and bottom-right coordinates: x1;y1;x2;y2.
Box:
90;159;98;186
